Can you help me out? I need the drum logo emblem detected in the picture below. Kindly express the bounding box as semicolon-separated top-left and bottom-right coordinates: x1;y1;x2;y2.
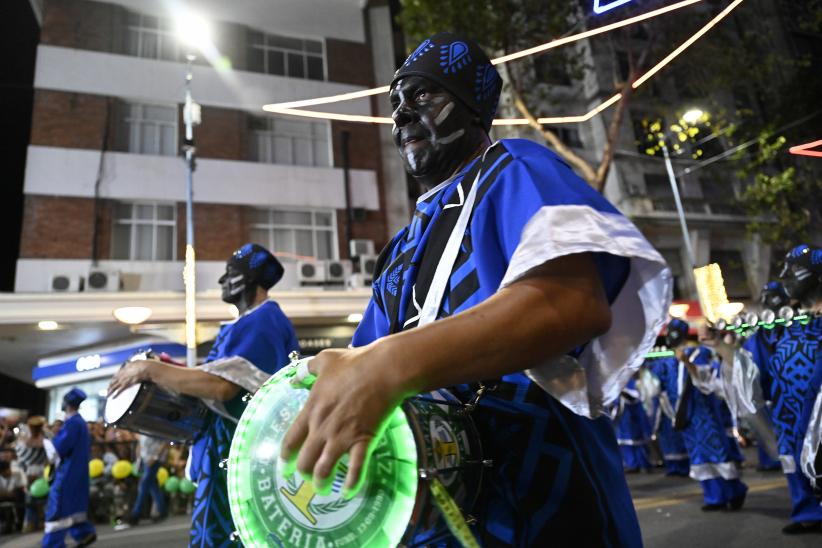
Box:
430;418;460;486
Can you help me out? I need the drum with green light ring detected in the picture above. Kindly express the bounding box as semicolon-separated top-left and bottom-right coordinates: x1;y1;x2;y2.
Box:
227;362;419;547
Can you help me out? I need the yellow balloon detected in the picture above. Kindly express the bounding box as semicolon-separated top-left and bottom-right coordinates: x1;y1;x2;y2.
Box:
112;459;132;480
156;466;169;487
43;465;51;479
89;459;104;478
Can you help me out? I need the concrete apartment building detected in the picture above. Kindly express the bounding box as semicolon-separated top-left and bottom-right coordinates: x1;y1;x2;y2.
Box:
2;0;409;418
495;0;817;305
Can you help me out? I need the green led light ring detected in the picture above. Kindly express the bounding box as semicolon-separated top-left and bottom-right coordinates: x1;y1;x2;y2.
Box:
228;364;418;547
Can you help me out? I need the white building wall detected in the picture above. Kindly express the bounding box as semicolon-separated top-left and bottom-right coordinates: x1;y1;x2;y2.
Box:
24;145;380;210
35;45;373;116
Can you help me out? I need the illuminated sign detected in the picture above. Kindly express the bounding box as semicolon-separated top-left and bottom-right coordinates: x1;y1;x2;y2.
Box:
76;354;102;372
594;0;634;14
789;139;822;158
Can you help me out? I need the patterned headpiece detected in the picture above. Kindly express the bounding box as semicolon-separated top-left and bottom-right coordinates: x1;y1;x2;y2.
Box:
779;244;822;299
225;243;284;290
760;281;789;311
391;32;502;132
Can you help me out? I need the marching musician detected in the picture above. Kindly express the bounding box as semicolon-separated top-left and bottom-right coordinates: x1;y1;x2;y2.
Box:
43;388;97;548
109;243;300;546
646;320;690;477
718;244;822;535
278;33;671;546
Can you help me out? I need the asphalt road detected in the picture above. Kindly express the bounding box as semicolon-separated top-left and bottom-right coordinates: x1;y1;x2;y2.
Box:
3;459;820;547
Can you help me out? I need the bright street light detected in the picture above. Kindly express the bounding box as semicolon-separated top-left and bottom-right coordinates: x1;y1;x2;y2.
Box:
174;11;212;52
681;108;704;125
38;320;60;331
113;306;153;325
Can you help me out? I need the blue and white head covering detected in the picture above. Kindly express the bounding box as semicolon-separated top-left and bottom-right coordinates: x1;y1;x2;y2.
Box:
392;32;502;132
223;243;284;290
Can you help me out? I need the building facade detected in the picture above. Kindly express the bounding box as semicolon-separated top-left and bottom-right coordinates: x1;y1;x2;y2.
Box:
493;0;818;303
4;0;411;403
17;0;410;294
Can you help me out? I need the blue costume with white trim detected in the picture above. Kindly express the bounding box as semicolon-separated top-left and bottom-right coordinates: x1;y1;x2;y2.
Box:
614;378;653;471
187;301;299;547
43;401;96;547
746;317;822;523
353;138;671;546
647;357;689;476
679;347;747;506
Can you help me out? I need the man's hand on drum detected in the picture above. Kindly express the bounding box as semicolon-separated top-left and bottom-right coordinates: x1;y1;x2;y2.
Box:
108;360;150;398
280;345;410;497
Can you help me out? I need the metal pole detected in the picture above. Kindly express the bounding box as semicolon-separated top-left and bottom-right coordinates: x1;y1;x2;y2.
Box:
341;130;353;253
183;54;198;367
661;140;696;268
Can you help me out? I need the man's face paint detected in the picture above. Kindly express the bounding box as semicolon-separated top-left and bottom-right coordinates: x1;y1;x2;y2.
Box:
219;264;246;305
390;76;484;187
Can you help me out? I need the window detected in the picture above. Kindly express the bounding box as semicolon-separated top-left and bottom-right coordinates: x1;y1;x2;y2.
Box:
555;127;583;148
644;174;707;213
126;12;179;62
710;249;750;299
112;203;176;261
249;209;336;262
119;102;178;156
701;177;742;215
247;31;324;80
249;116;330;167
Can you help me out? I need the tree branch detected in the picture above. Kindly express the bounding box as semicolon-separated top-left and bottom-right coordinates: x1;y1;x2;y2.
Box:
503;64;597;186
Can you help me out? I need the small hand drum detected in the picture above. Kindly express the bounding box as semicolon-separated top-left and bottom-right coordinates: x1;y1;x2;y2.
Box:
227;357;483;547
104;381;208;442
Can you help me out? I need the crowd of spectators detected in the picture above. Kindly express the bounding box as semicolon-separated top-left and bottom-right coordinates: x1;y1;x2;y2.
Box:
0;413;192;537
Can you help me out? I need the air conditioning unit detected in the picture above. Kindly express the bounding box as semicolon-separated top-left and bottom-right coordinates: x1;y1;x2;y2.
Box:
297;261;326;284
357;254;379;282
325;259;352;284
49;274;81;292
86;269;121;292
349;239;375;258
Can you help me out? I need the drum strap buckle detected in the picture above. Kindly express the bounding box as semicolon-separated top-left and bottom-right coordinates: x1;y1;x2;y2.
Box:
461;381;497;415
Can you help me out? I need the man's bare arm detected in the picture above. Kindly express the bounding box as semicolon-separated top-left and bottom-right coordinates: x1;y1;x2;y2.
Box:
281;253;612;494
108;360;242;402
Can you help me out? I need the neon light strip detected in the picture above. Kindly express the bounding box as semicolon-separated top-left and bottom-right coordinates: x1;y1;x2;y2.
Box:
633;0;745;89
265;0;703;111
264;0;745;126
491;0;702;65
789;139;822;158
594;0;635;14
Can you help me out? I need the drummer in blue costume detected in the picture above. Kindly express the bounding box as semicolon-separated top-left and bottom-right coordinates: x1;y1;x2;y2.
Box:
279;33;671;546
109;243;299;546
42;388;96;548
647;320;690;476
727;245;822;534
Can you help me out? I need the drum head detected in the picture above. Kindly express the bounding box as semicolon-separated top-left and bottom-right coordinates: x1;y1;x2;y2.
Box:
104;383;141;425
228;363;418;547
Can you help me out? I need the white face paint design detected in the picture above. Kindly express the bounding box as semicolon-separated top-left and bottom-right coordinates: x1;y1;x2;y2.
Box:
437;129;465;144
434;101;455;126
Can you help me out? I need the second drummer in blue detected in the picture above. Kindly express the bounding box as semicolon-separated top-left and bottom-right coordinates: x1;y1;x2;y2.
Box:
108;243;299;547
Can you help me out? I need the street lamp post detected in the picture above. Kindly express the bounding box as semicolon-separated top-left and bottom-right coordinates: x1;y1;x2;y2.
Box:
658;108;705;273
182;54;201;368
175;12;210;367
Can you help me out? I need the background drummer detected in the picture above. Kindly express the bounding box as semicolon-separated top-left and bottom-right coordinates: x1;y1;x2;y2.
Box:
108;243;299;547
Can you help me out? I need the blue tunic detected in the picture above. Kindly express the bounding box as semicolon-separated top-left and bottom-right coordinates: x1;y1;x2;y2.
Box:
353;139;642;547
647;358;689;466
614;379;652;471
679;347;739;470
46;413;91;524
188;301;299;548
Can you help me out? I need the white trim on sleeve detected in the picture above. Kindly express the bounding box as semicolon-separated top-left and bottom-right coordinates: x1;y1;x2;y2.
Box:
501;204;672;418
